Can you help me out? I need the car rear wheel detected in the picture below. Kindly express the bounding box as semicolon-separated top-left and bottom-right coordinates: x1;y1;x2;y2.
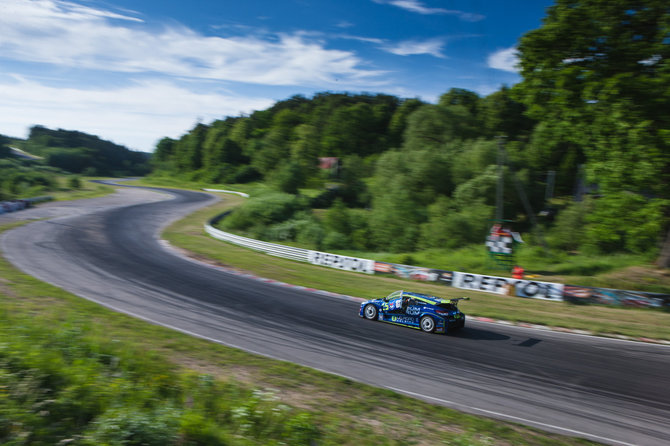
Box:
363;304;378;320
420;315;435;333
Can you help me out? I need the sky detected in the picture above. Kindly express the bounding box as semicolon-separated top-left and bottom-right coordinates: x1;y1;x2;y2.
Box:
0;0;555;152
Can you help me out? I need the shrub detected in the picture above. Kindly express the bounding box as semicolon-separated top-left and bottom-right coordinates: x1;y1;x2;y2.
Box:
295;220;325;249
83;407;180;445
68;175;82;189
322;231;350;250
547;199;592;251
221;193;302;231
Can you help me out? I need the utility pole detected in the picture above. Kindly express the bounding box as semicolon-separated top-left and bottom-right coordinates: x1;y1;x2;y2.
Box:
495;135;506;222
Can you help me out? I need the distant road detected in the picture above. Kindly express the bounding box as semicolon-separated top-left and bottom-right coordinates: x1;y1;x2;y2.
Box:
3;185;670;446
8;146;43;160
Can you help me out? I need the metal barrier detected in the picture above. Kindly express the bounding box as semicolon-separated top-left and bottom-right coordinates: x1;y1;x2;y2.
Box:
205;215;310;263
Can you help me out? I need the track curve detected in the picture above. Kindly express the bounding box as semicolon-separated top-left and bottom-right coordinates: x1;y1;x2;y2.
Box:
2;186;669;446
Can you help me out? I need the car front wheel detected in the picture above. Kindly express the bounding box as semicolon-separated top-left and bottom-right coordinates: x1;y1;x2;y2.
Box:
420;315;435;333
364;304;378;320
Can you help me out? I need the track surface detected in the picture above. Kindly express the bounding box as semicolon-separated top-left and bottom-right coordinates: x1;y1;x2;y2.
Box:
2;186;670;446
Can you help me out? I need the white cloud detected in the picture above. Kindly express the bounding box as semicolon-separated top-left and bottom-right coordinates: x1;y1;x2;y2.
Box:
487;47;520;73
0;0;393;151
372;0;484;21
383;38;446;58
0;0;383;87
0;75;274;151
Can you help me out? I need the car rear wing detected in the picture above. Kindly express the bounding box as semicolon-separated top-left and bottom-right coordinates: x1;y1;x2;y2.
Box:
449;297;470;305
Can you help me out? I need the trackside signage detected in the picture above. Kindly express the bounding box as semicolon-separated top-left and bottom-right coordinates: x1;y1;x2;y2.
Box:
308;251;375;274
452;271;564;301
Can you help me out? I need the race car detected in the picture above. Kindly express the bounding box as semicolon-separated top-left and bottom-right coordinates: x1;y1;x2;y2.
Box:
359;290;468;334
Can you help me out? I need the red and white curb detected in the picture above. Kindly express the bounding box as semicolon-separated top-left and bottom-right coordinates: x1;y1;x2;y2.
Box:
159;239;670;346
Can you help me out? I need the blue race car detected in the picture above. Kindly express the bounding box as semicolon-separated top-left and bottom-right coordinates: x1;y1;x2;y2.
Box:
359;290;468;334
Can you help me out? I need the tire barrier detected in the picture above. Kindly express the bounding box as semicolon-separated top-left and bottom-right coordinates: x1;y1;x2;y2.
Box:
205;210;670;308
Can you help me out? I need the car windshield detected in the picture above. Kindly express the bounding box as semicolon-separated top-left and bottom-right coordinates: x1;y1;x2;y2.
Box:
385;290;403;301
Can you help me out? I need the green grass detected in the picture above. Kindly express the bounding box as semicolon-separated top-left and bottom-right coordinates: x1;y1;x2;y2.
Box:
0;221;596;445
50;177;118;201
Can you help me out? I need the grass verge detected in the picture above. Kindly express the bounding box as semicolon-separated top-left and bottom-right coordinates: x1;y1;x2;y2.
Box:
0;220;596;445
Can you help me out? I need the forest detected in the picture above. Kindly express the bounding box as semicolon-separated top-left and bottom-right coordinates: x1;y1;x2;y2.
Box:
151;0;670;266
0;126;151;200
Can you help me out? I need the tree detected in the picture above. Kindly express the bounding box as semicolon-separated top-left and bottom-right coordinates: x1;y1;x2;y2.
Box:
515;0;670;261
402;104;478;152
368;176;423;252
290;124;320;179
0;134;11;158
479;86;534;139
272;161;305;194
174;124;208;173
438;88;480;116
388;98;424;147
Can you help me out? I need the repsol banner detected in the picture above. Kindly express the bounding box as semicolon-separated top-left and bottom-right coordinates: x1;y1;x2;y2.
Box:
308;251;375;274
452;271;564;301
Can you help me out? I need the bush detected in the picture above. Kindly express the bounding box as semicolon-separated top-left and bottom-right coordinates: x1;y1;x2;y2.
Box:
221;193;302;231
83;407;180;445
584;193;667;255
68;175;82;189
295;220;325;249
547;199;592;251
322;231;350;250
419;197;492;250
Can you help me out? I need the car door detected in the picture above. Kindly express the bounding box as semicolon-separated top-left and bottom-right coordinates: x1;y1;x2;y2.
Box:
403;298;423;327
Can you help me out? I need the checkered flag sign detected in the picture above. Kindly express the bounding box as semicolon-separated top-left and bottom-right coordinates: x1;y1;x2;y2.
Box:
486;225;522;254
486;233;513;254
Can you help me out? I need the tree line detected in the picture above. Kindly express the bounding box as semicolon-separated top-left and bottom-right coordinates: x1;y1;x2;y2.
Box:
1;127;151;200
23;126;151;177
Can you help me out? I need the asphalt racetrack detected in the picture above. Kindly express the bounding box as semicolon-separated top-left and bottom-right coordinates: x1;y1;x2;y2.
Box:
2;186;670;446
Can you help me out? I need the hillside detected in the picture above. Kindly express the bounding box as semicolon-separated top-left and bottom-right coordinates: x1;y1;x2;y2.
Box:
14;125;151;176
150;1;670;268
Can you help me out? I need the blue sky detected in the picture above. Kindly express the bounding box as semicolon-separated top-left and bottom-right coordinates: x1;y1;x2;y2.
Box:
0;0;554;152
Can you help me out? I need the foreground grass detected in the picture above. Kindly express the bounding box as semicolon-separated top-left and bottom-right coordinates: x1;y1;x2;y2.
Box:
0;222;594;445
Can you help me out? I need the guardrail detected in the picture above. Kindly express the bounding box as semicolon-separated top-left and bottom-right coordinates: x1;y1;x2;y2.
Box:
204;206;670;308
206;213;309;262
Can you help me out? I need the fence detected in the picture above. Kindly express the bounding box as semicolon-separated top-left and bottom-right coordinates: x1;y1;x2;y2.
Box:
204;211;670;308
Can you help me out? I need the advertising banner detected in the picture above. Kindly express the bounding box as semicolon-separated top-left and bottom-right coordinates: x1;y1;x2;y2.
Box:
373;262;453;285
563;285;669;308
308;251;375;274
452;271;564;301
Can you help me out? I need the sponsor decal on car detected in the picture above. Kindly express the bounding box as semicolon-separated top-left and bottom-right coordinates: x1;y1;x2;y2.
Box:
406;306;421;316
390;316;415;324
